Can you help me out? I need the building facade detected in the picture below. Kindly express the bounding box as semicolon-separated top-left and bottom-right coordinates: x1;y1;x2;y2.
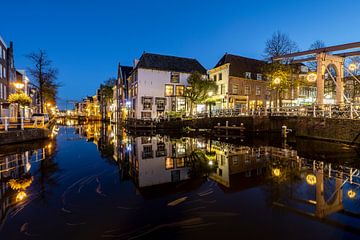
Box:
127;53;207;120
114;64;132;123
209;54;268;111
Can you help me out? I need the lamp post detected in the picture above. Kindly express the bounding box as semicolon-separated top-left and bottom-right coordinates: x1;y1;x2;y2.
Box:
208;91;213;118
273;77;281;109
14;80;25;129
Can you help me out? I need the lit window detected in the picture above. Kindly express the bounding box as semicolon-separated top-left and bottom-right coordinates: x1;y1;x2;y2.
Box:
176;85;184;96
141;111;151;119
176;158;185;168
165;85;174;96
232;84;238;94
170;72;180;83
245;86;250;95
257;74;262;80
245;72;251;79
166;157;174;169
256;87;261;96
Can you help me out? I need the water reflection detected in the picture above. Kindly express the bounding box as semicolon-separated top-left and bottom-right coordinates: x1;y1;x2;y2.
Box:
0;139;58;229
72;123;360;232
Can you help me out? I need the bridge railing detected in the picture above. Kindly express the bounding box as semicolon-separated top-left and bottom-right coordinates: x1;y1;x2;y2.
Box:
195;103;360;119
0;117;46;131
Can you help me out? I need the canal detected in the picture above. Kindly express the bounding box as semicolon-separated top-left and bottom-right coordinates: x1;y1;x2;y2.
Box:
1;122;360;239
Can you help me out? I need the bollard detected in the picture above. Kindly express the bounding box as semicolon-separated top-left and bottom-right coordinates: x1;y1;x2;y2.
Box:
5;118;8;131
313;105;316;117
282;125;287;138
21;117;24;130
226;121;228;128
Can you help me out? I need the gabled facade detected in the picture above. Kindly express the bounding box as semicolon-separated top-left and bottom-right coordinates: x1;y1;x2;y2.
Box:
208;53;268;111
127;53;207;120
114;64;132;123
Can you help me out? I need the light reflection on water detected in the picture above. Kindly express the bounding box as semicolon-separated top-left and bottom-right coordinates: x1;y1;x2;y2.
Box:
0;122;360;239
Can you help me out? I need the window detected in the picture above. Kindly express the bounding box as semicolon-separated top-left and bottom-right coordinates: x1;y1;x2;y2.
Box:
165;85;174;96
219;73;223;80
0;66;2;78
166;157;174;169
155;97;166;111
257;74;262;80
176;158;185;168
177;98;186;111
2;49;5;60
213;75;217;81
175;85;184;96
245;86;250;95
170;72;180;83
141;111;151;119
245;72;251;79
0;83;2;99
256;87;261;96
142;97;153;110
220;84;225;94
232;84;238;94
142;145;153;159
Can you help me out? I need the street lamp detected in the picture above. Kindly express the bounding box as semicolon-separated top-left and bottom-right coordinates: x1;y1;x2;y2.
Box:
273;77;281;109
306;72;317;82
349;63;358;72
14;80;25;129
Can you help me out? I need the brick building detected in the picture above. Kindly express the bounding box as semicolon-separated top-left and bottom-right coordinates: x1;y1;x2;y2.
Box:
208;54;268;111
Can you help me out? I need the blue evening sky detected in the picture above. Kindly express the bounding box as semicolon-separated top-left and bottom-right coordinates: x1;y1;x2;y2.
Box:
1;0;360;107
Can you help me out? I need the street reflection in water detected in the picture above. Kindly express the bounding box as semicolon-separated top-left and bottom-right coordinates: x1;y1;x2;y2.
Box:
0;122;360;239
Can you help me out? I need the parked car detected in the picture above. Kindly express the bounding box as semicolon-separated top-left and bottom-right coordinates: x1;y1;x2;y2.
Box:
31;113;50;123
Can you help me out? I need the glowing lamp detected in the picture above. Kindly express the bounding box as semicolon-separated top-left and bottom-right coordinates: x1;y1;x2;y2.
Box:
273;168;281;177
273;77;281;85
306;73;317;82
306;174;316;185
348;189;356;199
349;63;358;72
16;191;27;202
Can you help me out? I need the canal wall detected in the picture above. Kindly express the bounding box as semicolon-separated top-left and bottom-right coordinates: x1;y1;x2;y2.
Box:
0;128;51;145
156;116;360;145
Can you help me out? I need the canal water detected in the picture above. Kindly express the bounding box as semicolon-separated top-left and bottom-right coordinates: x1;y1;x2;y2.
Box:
1;122;360;239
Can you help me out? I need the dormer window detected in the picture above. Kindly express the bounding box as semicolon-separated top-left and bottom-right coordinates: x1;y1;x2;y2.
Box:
245;72;251;79
170;72;180;83
257;74;262;80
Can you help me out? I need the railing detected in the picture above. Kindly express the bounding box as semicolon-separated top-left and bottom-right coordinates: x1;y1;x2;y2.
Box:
194;103;360;120
0;117;46;131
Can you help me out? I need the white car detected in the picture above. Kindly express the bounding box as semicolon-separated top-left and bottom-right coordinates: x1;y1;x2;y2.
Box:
31;113;50;123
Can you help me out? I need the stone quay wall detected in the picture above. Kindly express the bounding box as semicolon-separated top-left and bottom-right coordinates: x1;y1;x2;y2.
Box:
0;128;51;145
156;116;360;144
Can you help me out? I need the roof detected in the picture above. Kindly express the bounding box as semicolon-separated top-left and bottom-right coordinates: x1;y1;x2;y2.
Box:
135;53;207;74
0;35;7;48
119;65;132;80
214;53;266;79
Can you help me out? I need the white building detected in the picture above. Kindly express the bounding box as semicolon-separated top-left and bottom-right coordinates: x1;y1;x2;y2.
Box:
127;53;207;120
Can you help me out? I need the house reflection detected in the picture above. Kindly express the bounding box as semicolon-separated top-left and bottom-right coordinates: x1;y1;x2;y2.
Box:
0;140;56;229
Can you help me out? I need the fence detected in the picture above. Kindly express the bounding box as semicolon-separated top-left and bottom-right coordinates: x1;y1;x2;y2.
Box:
0;117;46;131
196;103;360;120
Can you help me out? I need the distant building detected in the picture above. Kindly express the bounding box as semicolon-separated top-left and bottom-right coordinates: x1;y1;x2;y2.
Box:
114;64;132;123
127;53;207;120
0;36;16;118
208;54;267;111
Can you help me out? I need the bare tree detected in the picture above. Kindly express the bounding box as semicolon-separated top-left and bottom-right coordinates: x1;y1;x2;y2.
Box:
309;40;325;50
27;50;59;113
307;40;326;71
264;31;299;62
